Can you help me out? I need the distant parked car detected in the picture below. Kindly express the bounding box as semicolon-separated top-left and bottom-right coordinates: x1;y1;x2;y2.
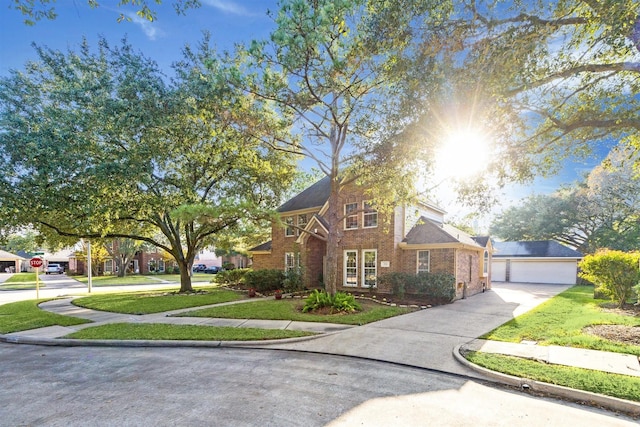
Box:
203;266;221;274
45;263;64;275
193;264;207;272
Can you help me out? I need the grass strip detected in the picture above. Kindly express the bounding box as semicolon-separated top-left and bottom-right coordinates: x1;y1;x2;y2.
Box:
465;351;640;403
65;323;315;341
176;299;414;325
73;288;242;314
73;273;212;286
3;273;37;283
0;300;90;334
481;285;640;356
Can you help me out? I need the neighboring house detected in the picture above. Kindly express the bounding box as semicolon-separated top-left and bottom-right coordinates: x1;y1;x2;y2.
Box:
0;250;25;273
250;177;492;299
17;249;73;272
491;240;583;285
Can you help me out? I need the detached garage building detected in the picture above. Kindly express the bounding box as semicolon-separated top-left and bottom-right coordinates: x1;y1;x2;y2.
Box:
492;241;583;285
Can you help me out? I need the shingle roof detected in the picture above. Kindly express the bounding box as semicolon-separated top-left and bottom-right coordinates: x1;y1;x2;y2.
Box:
277;176;332;213
0;250;25;260
493;241;583;258
472;236;491;247
403;217;483;248
249;241;272;252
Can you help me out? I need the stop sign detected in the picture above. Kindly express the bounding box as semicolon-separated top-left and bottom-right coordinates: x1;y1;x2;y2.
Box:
30;257;43;268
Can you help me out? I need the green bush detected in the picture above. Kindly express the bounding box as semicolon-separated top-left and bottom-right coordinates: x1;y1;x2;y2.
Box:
214;268;249;286
243;269;284;292
579;250;640;307
302;290;361;313
378;272;455;301
283;268;305;293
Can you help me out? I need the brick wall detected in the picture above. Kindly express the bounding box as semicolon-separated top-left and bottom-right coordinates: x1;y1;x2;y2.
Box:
455;249;487;298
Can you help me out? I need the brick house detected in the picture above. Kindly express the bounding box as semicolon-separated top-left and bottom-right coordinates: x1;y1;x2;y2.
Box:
250;177;492;299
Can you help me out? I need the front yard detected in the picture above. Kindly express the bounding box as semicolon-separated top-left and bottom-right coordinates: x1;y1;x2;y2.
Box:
463;285;640;402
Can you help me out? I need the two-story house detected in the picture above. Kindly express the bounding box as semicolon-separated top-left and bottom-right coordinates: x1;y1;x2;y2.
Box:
250;177;492;299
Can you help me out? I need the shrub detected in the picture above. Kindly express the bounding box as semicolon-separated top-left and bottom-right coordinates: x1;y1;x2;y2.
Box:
579;250;640;307
416;272;456;301
214;268;249;286
302;290;361;313
378;272;455;302
243;269;284;292
283;268;305;293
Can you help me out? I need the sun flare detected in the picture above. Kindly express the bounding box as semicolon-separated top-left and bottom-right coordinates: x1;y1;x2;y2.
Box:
434;130;491;180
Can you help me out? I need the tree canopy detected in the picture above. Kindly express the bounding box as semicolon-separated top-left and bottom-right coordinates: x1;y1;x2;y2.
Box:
0;37;297;291
415;0;640;193
10;0;201;25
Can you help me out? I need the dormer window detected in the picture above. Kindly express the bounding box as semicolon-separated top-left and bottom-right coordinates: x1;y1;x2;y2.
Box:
363;201;378;228
344;202;358;230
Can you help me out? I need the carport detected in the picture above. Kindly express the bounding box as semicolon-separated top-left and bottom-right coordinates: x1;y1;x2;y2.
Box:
491;240;583;285
0;250;25;273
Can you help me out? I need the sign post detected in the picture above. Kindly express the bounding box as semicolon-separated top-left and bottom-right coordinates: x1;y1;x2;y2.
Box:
30;257;43;299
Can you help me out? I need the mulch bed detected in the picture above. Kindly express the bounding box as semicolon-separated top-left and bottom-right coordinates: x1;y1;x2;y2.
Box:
584;303;640;346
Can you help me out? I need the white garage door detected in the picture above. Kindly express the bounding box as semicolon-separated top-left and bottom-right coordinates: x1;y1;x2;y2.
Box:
510;260;577;285
491;260;506;282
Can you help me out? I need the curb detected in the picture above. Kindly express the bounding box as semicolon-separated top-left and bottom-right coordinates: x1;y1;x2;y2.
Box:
0;327;339;348
453;343;640;417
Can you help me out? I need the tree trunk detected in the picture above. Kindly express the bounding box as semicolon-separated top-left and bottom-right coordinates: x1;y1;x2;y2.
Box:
178;259;194;293
324;177;342;296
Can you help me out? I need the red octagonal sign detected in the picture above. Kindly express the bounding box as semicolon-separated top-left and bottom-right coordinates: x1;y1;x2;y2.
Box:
30;257;43;268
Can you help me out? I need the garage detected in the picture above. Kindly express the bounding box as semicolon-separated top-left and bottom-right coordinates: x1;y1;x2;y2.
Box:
492;241;583;285
0;250;25;273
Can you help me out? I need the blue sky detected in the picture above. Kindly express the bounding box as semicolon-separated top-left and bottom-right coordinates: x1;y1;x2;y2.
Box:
0;1;608;228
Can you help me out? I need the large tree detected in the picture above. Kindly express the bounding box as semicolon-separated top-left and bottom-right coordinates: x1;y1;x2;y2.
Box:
490;149;640;253
229;0;443;295
0;38;296;292
415;0;640;190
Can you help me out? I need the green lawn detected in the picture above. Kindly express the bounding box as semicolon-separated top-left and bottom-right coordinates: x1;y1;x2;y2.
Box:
0;300;91;334
176;298;415;325
65;323;315;341
0;273;46;290
481;285;640;356
465;351;640;403
73;273;212;286
73;288;243;314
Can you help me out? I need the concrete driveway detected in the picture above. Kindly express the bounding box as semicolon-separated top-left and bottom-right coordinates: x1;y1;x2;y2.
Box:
257;282;572;377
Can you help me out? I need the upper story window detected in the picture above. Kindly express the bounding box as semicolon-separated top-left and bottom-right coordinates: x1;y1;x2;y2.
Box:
417;250;430;273
344;202;358;230
297;214;308;235
363;201;378;228
285;216;295;237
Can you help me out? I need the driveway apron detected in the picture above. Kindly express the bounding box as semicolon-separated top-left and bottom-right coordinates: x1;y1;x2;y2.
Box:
255;282;572;377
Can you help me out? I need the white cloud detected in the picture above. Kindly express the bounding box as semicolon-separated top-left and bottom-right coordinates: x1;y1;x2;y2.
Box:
126;12;163;40
201;0;255;16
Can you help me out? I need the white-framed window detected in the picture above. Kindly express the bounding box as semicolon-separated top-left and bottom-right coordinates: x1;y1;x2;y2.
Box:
285;252;299;272
297;214;308;235
148;259;157;272
104;259;113;273
417;250;430;273
363;201;378;228
344;250;358;286
285;216;295;237
158;259;165;273
344;202;358;230
483;250;489;276
362;249;377;288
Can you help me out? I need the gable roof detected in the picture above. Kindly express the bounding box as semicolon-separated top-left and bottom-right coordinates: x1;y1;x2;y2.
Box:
277;176;332;213
0;250;25;261
493;241;583;258
403;217;483;248
472;236;491;247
